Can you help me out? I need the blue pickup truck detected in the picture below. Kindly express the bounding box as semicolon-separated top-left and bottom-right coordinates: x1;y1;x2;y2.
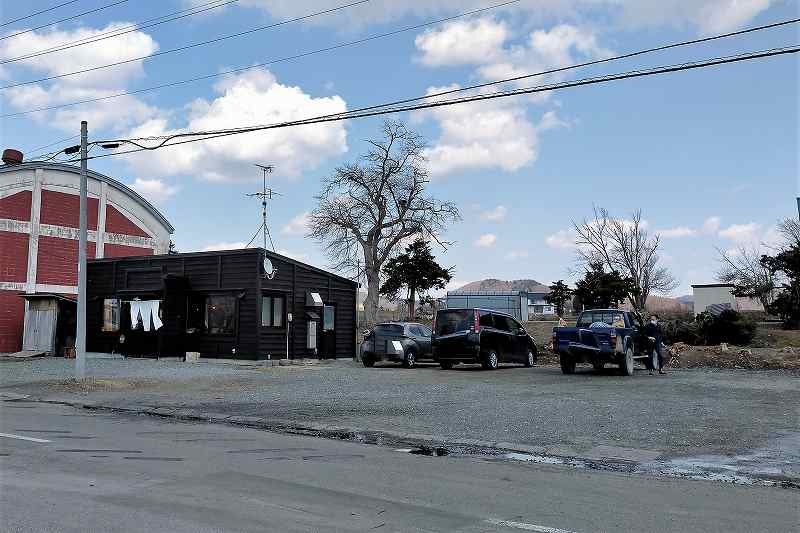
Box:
553;309;658;376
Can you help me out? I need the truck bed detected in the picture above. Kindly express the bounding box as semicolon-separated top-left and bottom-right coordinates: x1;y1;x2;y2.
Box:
555;327;616;358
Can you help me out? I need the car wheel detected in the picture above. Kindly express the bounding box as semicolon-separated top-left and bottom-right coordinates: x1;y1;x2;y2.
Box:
403;349;416;369
524;348;536;368
560;354;576;374
362;354;375;368
439;360;453;370
619;347;635;376
482;350;499;370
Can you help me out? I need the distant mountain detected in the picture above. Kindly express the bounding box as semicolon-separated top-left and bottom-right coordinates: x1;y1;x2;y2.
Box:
454;279;551;293
676;294;694;305
620;295;691;313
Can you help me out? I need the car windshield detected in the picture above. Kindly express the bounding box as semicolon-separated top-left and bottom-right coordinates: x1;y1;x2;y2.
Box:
373;324;404;335
435;310;473;336
577;311;624;328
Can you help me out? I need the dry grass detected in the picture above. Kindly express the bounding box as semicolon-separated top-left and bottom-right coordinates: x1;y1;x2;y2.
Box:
753;328;800;348
46;377;157;393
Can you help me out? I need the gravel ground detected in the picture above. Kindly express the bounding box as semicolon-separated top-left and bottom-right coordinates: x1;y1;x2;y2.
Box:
2;358;798;467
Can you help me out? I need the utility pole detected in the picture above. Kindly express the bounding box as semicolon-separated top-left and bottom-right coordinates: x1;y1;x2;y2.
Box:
76;120;88;378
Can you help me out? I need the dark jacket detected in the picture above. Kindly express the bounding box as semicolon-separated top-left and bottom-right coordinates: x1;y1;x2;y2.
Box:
643;321;663;343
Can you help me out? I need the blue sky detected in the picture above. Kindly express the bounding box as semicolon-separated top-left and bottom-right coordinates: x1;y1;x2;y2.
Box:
1;0;797;296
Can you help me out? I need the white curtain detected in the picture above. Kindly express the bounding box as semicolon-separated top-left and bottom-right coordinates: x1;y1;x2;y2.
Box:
130;301;143;330
128;300;162;331
150;301;163;330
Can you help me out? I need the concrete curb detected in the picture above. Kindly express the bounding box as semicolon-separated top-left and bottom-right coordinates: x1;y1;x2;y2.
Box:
13;395;800;489
28;396;574;459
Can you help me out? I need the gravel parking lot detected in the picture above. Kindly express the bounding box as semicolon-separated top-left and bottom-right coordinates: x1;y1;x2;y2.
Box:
2;358;798;482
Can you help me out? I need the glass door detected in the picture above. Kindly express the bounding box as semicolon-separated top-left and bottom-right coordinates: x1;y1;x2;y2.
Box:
321;304;336;358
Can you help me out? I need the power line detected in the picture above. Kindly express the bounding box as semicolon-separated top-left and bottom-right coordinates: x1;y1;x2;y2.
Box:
1;0;131;42
0;0;82;28
1;12;793;120
1;0;518;118
0;0;371;90
109;43;800;145
23;133;80;154
1;0;238;58
66;45;797;163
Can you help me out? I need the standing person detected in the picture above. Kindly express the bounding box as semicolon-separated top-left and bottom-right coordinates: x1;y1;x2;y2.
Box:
644;314;667;375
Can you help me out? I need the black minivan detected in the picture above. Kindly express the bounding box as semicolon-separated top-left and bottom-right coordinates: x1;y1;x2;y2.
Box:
432;308;538;370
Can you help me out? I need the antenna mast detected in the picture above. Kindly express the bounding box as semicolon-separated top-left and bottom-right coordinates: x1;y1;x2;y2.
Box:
246;164;280;251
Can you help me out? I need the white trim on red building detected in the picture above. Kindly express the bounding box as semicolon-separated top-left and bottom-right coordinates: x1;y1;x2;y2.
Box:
0;162;174;352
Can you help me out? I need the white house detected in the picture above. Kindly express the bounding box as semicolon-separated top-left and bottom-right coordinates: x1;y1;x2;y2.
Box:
691;283;765;315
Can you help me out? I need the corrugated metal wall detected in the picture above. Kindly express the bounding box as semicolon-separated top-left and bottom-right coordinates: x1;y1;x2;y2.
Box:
444;292;527;320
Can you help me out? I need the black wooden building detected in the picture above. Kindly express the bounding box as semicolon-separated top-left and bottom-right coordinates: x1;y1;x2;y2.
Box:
86;249;358;360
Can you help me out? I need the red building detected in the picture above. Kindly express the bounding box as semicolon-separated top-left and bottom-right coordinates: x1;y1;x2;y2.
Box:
0;161;174;353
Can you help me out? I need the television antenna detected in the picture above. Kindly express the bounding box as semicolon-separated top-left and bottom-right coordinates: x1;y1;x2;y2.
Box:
245;164;281;252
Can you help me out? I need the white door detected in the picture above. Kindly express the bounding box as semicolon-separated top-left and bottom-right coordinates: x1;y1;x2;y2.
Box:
22;309;57;353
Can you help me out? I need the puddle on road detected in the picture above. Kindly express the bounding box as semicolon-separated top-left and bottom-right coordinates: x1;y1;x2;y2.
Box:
490;434;800;489
408;446;449;457
637;433;800;488
504;453;569;465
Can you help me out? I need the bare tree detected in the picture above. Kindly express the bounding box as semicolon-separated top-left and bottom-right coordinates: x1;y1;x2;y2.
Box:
572;206;677;311
308;121;460;326
716;246;775;309
776;217;800;249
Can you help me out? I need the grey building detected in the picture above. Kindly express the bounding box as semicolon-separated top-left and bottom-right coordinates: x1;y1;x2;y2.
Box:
443;291;530;321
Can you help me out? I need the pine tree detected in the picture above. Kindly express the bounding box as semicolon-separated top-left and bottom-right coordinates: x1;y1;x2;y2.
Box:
380;239;452;320
573;262;636;310
545;280;573;316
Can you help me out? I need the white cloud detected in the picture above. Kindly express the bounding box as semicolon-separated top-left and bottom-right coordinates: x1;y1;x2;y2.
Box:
474;233;497;247
282;211;311;235
415;18;508;66
618;0;773;35
545;229;577;250
702;216;721;234
475;23;611;83
413;22;601;177
202;241;248;251
417;86;568;177
216;1;772;34
0;23;161;131
504;249;530;260
658;226;696;238
718;222;762;244
480;205;508;222
129;178;179;204
122;68;348;182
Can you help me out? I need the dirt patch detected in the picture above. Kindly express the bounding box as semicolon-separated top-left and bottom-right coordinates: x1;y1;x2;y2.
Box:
40;377;159;393
524;321;559;344
668;343;800;370
752;328;800;349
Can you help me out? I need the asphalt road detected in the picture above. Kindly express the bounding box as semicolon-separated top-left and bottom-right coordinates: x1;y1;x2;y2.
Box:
1;401;798;533
3;359;797;466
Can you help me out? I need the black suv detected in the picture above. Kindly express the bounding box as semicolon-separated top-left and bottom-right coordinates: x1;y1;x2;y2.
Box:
361;322;433;368
432;308;537;370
